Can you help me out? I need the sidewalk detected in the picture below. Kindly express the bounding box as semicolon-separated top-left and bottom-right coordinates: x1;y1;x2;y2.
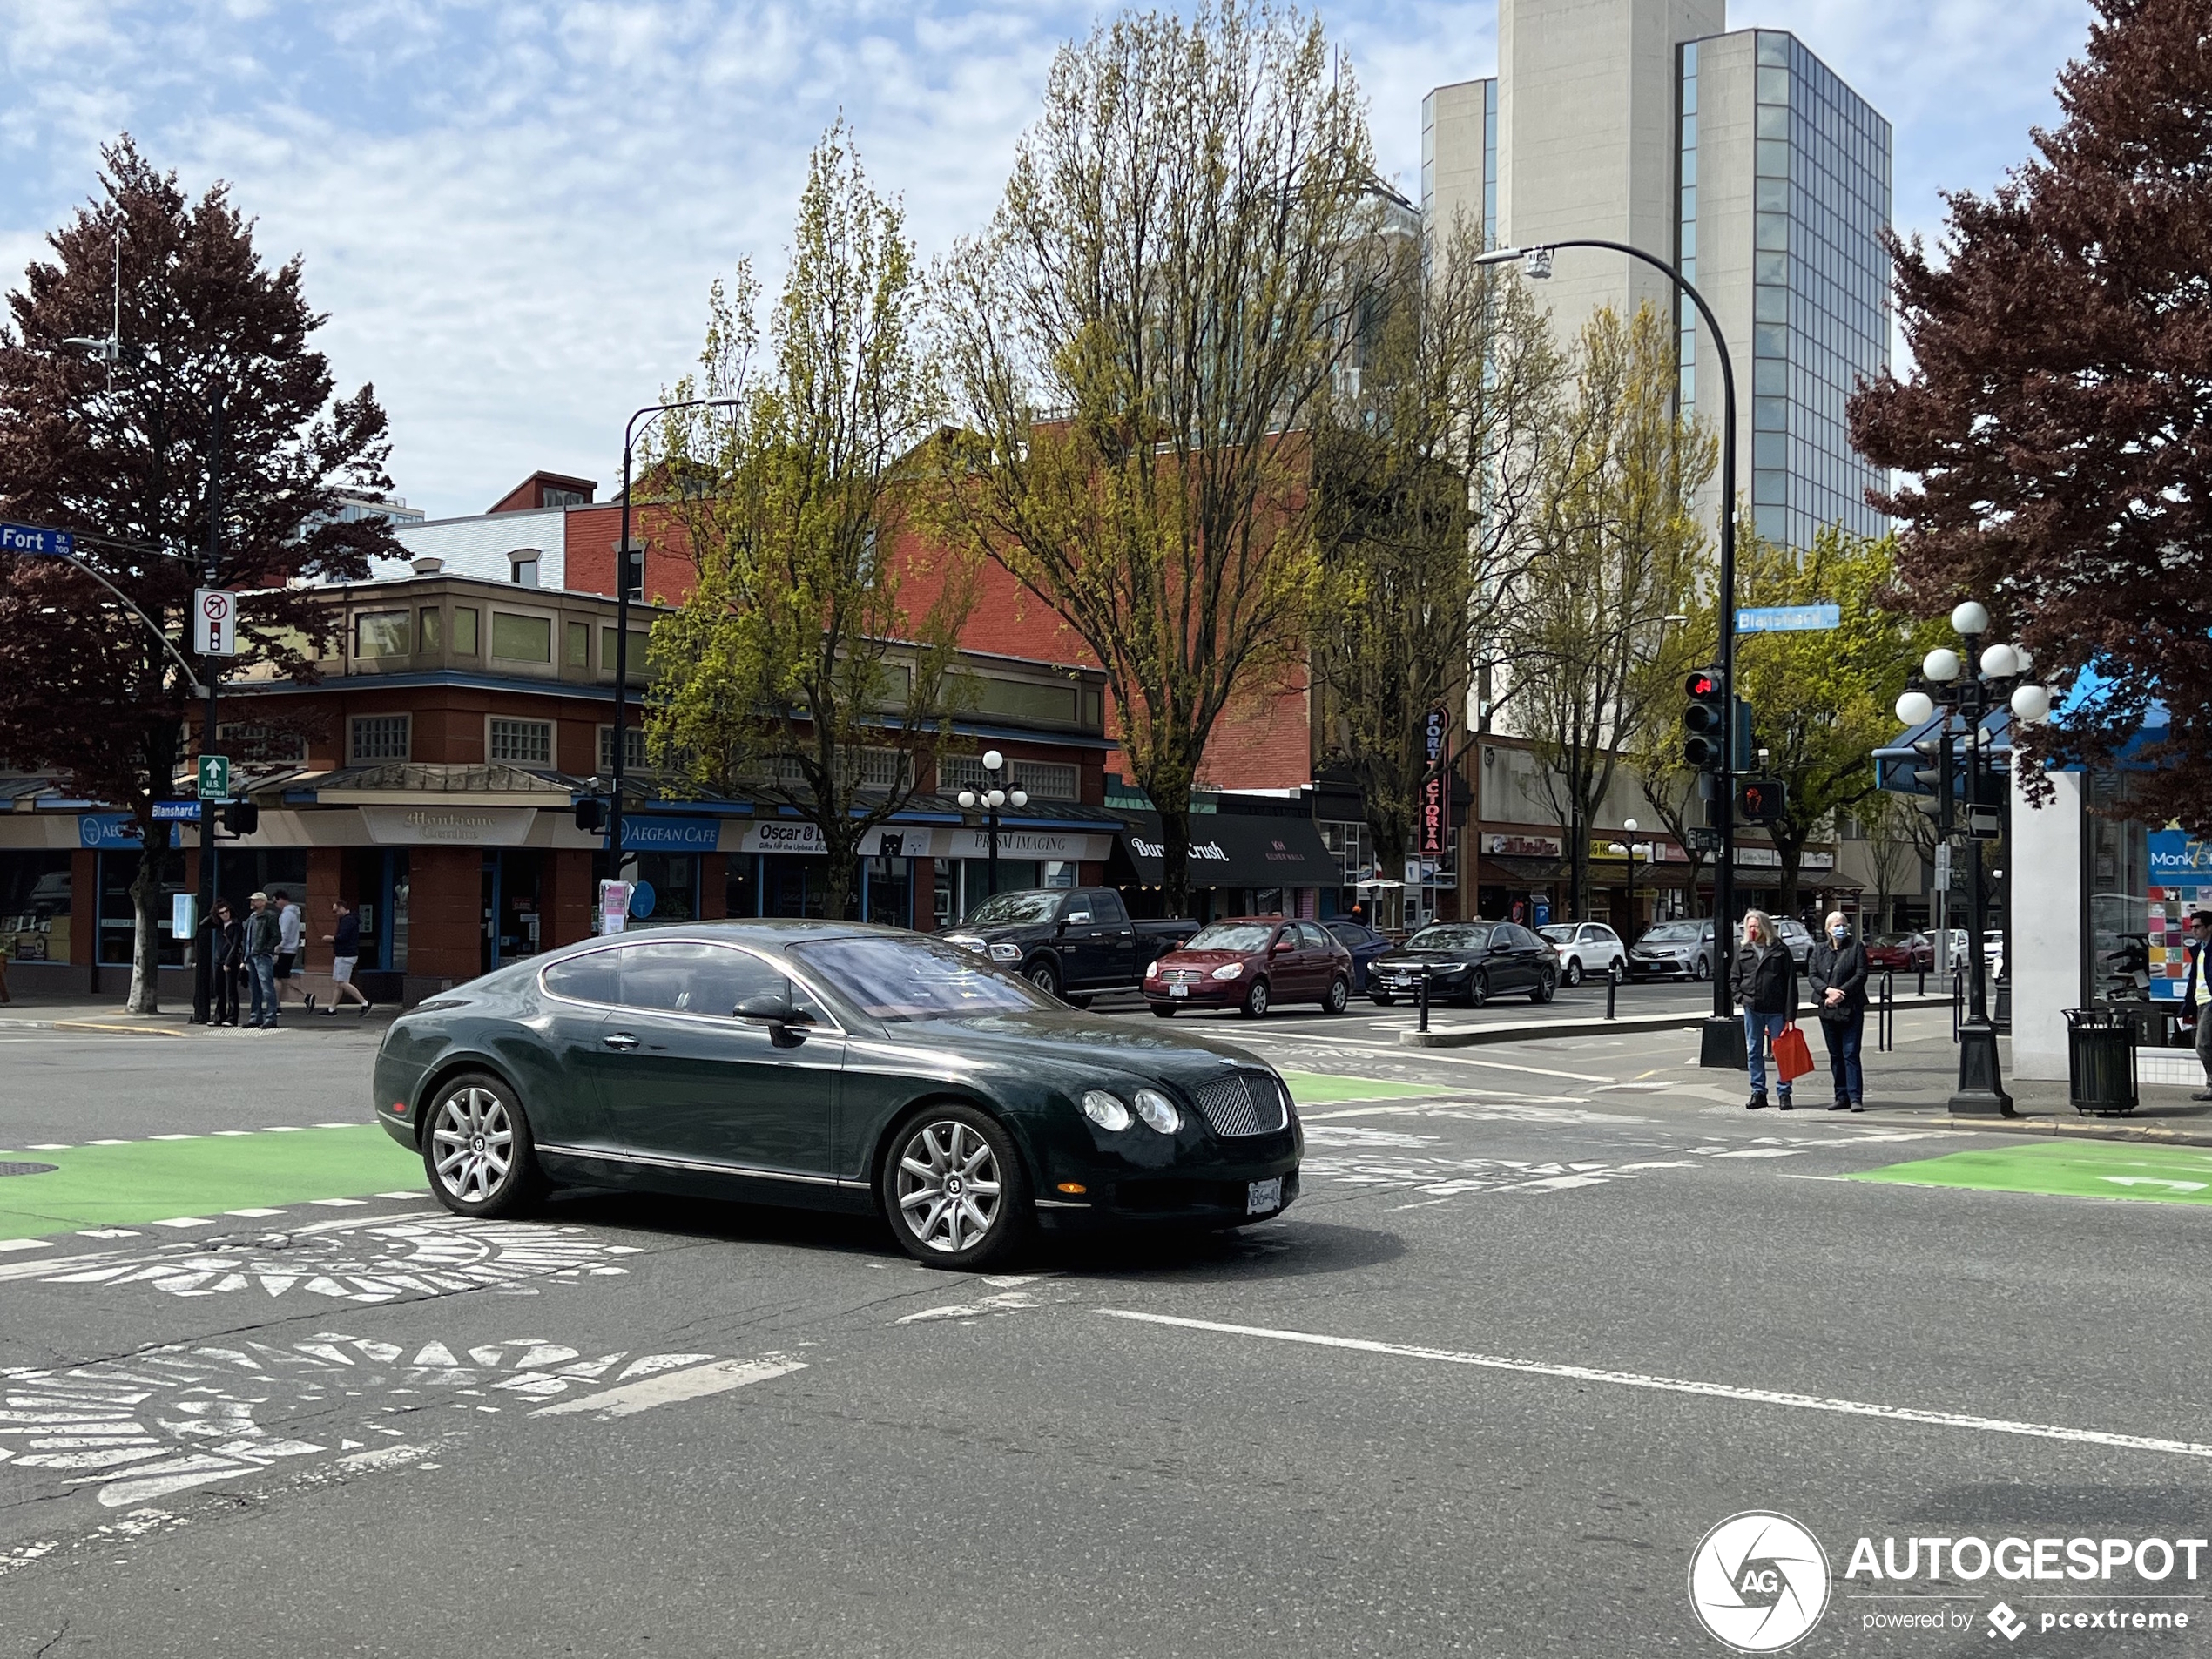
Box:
0;991;396;1036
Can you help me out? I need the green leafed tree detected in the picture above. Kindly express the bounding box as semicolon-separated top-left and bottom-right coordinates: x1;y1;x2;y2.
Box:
938;1;1376;915
0;138;397;1011
1310;219;1568;929
644;125;976;921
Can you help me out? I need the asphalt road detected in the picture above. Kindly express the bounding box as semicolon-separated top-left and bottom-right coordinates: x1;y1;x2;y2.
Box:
2;1008;2208;1657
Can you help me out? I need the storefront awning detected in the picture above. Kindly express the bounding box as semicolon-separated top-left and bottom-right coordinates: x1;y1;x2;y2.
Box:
1109;811;1336;891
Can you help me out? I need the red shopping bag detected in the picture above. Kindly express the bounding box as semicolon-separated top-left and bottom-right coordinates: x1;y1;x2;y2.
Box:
1772;1022;1814;1084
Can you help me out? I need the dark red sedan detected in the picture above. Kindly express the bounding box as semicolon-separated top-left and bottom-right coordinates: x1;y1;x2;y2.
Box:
1143;917;1354;1018
1865;931;1934;971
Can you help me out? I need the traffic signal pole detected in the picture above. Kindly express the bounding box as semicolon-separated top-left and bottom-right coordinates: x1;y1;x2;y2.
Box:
191;401;224;1026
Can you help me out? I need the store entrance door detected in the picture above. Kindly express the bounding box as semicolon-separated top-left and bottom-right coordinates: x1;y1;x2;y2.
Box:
481;850;546;974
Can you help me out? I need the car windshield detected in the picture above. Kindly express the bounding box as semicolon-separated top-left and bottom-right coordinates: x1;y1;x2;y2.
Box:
1642;923;1701;943
792;935;1060;1022
1406;927;1491;951
961;891;1063;926
1870;933;1912;948
1182;923;1277;953
1538;925;1576;943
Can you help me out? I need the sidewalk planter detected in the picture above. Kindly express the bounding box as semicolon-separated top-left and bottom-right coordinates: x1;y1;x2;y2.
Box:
2065;1008;2139;1116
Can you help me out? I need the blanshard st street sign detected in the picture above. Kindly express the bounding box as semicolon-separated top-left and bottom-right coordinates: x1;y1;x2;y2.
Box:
0;522;75;557
1736;603;1842;633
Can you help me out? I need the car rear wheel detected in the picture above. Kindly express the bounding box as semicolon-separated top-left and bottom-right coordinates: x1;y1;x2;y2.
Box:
1562;958;1584;988
882;1106;1030;1270
1026;959;1061;1000
1322;974;1350;1015
1242;977;1271;1018
1530;968;1556;1004
423;1072;543;1219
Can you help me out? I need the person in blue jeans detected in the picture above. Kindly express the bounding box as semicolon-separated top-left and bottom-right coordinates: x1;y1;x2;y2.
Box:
245;890;282;1028
1808;909;1869;1111
1729;909;1799;1110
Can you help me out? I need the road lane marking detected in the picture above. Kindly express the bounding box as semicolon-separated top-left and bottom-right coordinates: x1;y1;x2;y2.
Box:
1096;1310;2212;1461
531;1357;805;1421
1227;1033;1619;1085
0;1239;52;1252
145;1217;214;1229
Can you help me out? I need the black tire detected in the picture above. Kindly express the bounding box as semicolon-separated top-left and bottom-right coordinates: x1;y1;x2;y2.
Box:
1562;959;1583;988
880;1103;1031;1270
1371;994;1395;1008
1150;1002;1177;1018
1322;975;1350;1015
422;1069;544;1219
1066;994;1095;1010
1462;972;1488;1009
1609;957;1626;981
1530;968;1556;1004
1693;956;1712;981
1025;958;1061;1000
1242;977;1271;1018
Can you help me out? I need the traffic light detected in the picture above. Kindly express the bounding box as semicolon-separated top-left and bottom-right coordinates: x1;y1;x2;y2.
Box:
221;799;259;836
574;797;609;833
1737;779;1787;824
1684;670;1728;772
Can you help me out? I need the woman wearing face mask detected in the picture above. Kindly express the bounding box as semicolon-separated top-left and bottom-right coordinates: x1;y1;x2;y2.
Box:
1807;909;1869;1111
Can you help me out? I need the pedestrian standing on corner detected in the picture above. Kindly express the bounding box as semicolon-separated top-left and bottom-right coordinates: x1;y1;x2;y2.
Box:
318;898;373;1015
214;900;244;1026
1808;908;1869;1113
2182;910;2212;1103
273;887;315;1013
245;890;282;1029
1730;908;1800;1111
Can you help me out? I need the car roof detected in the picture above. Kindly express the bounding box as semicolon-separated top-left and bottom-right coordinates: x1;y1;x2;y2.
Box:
551;919;905;954
1213;915;1291;925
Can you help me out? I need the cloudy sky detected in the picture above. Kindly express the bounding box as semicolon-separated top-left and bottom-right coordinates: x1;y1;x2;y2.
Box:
1;0;2092;520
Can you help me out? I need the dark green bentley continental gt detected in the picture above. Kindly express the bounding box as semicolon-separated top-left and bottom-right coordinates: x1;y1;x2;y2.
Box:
373;921;1302;1269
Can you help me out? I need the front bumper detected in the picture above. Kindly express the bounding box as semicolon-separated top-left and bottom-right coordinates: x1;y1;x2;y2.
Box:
1144;979;1247;1008
1036;1168;1301;1231
1629;956;1693;978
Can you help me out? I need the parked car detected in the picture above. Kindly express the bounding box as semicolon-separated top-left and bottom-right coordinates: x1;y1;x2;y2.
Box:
1772;917;1815;968
1323;919;1394;992
1366;921;1559;1008
1628;920;1716;981
1865;931;1934;972
375;922;1300;1269
942;887;1194;1004
1539;922;1627;987
1144;917;1354;1018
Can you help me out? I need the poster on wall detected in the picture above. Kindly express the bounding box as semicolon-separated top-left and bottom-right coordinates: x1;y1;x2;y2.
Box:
2146;829;2212;1001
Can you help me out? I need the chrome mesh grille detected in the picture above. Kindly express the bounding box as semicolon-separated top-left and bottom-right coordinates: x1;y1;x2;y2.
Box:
1193;1071;1289;1138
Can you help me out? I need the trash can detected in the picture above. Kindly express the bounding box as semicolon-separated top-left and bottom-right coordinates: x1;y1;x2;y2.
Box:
2065;1008;2139;1116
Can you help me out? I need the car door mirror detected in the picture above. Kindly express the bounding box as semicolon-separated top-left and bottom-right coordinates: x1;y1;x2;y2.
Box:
1272;939;1296;953
1066;911;1091;927
733;988;794;1025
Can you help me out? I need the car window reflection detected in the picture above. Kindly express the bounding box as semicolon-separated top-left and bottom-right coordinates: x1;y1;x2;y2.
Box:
794;935;1061;1022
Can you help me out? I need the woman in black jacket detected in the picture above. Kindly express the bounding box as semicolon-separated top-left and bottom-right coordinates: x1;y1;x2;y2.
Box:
1808;910;1869;1112
1730;909;1799;1110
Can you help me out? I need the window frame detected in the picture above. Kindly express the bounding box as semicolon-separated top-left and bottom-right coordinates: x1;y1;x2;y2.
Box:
486;716;555;766
348;712;411;765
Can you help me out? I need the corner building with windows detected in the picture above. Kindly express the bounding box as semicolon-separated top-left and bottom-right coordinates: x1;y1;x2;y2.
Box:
1425;0;1891;548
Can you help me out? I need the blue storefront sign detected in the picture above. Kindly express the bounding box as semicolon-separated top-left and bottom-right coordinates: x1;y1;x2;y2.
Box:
78;813;181;850
621;816;721;853
1736;604;1841;633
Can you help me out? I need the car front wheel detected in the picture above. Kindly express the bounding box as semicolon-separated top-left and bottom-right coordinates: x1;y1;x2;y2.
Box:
424;1071;543;1219
883;1106;1030;1270
1693;957;1712;981
1562;958;1583;988
1463;972;1488;1008
1242;977;1271;1018
1026;959;1061;1000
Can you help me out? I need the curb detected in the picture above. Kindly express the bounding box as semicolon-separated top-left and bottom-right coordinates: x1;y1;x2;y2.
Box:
1399;995;1958;1049
45;1020;187;1038
1945;1115;2212;1151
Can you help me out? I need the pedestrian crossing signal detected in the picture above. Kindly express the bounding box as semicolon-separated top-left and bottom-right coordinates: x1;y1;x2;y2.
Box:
1737;779;1786;824
574;798;609;833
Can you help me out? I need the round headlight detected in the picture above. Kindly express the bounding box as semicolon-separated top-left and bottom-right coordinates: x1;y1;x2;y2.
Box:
1210;961;1244;980
1082;1089;1131;1131
1133;1088;1182;1134
988;942;1022;962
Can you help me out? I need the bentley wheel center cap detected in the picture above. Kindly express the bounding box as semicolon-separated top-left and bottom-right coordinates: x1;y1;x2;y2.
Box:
472;1136;486;1151
945;1176;964;1197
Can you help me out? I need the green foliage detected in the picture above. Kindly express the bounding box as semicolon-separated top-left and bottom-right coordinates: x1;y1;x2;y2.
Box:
644;125;975;920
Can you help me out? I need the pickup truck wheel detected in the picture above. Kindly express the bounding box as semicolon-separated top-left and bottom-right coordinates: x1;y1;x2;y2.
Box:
1025;959;1061;1000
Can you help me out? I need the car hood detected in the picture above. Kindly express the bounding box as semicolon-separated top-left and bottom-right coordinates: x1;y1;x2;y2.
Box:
1154;948;1259;968
1635;939;1700;952
863;1008;1273;1092
1372;950;1478;968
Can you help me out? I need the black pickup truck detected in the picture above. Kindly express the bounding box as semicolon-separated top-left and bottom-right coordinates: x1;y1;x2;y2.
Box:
942;887;1197;1003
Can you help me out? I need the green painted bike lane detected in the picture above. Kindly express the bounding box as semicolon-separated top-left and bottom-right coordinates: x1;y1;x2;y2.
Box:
0;1128;425;1241
1849;1139;2212;1207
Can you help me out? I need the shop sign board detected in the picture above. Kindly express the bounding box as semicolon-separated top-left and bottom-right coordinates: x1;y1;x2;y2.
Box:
361;806;538;846
621;816;721;853
1417;772;1447;857
78;813;179;850
2148;830;2212;1001
1482;833;1562;859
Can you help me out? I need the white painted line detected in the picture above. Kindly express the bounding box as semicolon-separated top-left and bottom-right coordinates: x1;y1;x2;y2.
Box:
86;1139;130;1147
25;1143;71;1151
262;1126;307;1133
1096;1310;2212;1462
75;1229;137;1240
307;1198;368;1208
531;1357;806;1422
0;1239;54;1252
147;1134;199;1141
145;1217;214;1230
1232;1033;1618;1085
1710;1148;1804;1159
374;1190;426;1201
225;1208;288;1217
209;1130;253;1137
314;1123;356;1130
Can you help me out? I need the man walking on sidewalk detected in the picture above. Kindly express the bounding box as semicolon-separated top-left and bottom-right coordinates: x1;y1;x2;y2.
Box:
245;891;282;1029
273;888;314;1014
318;898;373;1015
2182;910;2212;1103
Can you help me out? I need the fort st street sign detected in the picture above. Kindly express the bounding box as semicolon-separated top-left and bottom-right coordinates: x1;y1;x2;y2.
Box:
0;521;75;557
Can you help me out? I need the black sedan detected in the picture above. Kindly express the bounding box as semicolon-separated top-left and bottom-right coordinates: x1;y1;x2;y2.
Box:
1365;921;1558;1008
372;921;1301;1270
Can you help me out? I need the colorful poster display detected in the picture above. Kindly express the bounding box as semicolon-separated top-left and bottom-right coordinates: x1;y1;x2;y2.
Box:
2147;829;2211;1001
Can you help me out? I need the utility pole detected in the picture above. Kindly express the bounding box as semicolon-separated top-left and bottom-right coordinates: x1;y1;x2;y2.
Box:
191;399;224;1024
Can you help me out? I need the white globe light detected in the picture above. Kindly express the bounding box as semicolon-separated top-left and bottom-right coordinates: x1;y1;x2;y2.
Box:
1895;689;1937;725
1922;647;1961;684
956;789;977;809
1623;818;1638;833
1979;643;2020;678
986;787;1006;808
2010;683;2053;725
982;749;1004;772
1950;600;1991;637
1009;789;1028;808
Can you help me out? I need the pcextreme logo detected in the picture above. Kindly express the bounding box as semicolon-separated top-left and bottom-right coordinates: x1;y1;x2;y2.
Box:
1689;1511;1832;1652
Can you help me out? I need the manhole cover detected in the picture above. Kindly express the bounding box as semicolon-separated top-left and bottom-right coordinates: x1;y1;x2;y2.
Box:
0;1162;57;1177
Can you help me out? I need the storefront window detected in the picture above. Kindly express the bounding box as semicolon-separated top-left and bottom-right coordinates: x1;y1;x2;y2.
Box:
629;853;699;924
98;851;187;967
865;854;910;927
0;852;73;964
2086;774;2149;1008
726;854;759;920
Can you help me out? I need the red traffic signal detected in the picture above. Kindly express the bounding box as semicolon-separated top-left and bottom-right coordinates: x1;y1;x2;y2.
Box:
1685;671;1719;699
1683;669;1728;772
1737;779;1787;824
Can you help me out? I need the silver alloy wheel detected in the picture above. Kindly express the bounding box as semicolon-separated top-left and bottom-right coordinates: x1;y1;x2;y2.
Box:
894;1120;1004;1255
431;1086;515;1204
1564;959;1583;987
1245;977;1270;1017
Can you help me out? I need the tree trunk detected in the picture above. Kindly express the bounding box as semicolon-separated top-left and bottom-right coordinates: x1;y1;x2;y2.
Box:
1157;803;1190;921
127;832;163;1014
819;833;860;924
1368;813;1410;934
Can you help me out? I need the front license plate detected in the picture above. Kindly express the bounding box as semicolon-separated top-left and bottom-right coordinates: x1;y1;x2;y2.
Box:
1169;982;1189;997
1247;1177;1283;1215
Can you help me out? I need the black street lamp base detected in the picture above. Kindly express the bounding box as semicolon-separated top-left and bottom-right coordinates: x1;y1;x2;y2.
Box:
1949;1021;2015;1116
1699;1015;1747;1070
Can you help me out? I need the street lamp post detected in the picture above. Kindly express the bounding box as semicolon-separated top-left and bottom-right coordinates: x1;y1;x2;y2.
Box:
606;396;743;893
1607;818;1652;940
1475;240;1742;1066
956;751;1028;906
1893;601;2050;1117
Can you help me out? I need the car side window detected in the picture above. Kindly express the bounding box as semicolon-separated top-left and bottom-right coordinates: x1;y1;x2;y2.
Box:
612;941;787;1018
543;948;623;1006
1295;922;1326;950
1089;890;1127;924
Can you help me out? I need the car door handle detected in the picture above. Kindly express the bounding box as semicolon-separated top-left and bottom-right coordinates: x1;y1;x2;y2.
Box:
602;1032;639;1051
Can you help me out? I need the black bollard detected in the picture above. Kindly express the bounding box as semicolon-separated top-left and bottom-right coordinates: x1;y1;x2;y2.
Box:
1605;966;1618;1021
1417;965;1430;1034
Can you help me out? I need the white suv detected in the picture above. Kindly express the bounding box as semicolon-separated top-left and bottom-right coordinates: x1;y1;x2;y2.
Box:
1539;922;1627;988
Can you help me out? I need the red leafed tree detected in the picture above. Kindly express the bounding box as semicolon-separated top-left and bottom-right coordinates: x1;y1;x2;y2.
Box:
0;138;399;1009
1849;0;2212;832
